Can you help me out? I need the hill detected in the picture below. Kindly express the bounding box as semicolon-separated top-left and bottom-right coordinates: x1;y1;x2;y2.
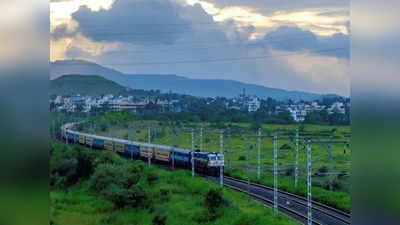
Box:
51;60;339;101
50;75;127;96
123;74;323;101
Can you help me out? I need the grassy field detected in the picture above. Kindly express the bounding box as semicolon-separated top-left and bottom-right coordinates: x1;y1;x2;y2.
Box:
50;141;299;225
51;112;351;212
70;117;351;212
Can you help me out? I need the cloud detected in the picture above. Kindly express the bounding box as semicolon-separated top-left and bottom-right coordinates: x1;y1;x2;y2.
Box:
51;0;350;96
253;26;349;58
183;0;349;36
50;0;74;2
273;49;349;95
72;0;191;45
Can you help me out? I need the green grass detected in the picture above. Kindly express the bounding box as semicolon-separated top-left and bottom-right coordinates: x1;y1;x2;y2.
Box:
50;149;299;225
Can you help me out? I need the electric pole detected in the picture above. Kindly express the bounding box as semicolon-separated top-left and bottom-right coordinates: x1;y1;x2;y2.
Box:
257;128;262;179
307;139;312;225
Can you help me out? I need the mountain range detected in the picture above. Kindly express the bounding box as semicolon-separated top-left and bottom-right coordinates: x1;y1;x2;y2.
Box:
50;60;339;101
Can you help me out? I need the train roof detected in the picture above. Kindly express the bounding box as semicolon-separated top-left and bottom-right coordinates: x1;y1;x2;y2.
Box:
66;127;191;154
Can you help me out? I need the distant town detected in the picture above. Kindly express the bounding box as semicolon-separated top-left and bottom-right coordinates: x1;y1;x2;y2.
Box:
50;89;349;124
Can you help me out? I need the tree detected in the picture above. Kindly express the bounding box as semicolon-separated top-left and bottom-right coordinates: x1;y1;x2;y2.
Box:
89;163;146;208
205;188;225;215
277;110;294;124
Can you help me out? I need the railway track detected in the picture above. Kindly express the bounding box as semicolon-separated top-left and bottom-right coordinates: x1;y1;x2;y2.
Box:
206;176;351;225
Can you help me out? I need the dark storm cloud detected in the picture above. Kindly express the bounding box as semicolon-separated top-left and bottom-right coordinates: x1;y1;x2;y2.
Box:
51;24;75;40
253;26;349;59
72;0;191;45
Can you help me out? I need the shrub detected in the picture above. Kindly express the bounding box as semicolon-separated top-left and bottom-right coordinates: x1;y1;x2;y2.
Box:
89;164;127;193
57;158;78;186
299;124;306;132
249;121;262;131
147;172;159;185
100;214;117;225
285;167;294;176
318;166;328;175
205;188;224;213
238;156;246;161
152;206;167;225
89;163;147;208
93;151;123;168
102;183;134;208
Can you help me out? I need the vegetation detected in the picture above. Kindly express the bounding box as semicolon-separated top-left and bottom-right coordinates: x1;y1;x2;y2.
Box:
50;75;128;96
50;141;299;225
51;111;351;213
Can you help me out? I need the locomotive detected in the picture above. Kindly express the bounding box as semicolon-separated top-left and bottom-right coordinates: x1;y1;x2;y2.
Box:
61;123;224;177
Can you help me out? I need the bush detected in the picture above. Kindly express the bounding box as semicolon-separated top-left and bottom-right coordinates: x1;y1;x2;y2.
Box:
89;163;147;208
285;167;294;176
238;156;246;161
100;214;117;225
318;166;328;175
249;121;262;131
147;172;159;185
152;206;167;225
93;151;123;168
299;124;306;132
204;188;224;213
56;158;78;186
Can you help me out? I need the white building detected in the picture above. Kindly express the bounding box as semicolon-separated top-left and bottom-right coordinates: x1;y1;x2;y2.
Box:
288;108;306;122
329;101;345;114
248;97;261;112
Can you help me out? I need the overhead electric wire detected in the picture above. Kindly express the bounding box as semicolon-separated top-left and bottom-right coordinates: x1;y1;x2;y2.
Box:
99;47;346;66
51;34;329;54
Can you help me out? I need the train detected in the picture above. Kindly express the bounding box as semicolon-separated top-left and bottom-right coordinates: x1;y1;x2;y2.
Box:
61;123;224;177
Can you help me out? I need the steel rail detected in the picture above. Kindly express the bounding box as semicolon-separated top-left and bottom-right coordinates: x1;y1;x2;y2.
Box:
224;176;351;225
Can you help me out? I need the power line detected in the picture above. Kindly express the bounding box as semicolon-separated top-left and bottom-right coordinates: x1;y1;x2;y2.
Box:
51;34;328;54
100;48;346;66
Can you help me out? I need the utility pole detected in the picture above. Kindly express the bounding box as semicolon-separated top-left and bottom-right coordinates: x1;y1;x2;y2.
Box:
257;128;262;179
273;134;278;215
307;139;312;225
246;136;251;199
191;128;195;150
219;130;224;187
128;124;133;160
227;127;231;170
89;114;93;150
295;129;299;188
171;146;175;170
148;127;151;144
148;127;151;167
328;136;333;191
200;125;203;151
172;127;178;170
109;122;114;152
191;128;195;177
65;117;68;145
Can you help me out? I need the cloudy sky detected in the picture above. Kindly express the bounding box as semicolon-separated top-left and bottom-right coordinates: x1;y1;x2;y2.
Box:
50;0;349;96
